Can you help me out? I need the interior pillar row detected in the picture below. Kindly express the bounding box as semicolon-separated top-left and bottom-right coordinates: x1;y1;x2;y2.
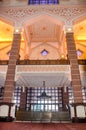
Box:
20;87;32;111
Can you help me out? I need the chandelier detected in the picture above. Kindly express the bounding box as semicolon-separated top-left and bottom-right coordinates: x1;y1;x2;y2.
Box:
37;81;51;99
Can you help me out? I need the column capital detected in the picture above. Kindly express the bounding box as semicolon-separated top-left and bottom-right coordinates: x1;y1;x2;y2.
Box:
14;27;22;34
64;26;74;33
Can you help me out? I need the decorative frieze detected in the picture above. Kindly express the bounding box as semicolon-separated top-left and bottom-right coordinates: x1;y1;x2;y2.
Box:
0;66;7;73
16;65;70;72
0;5;86;26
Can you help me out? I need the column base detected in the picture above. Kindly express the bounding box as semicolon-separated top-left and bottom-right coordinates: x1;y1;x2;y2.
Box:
72;117;86;123
70;103;86;123
0;102;15;122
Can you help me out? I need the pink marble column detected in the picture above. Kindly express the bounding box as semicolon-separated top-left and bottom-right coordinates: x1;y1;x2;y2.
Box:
20;88;27;110
66;32;83;103
3;33;21;103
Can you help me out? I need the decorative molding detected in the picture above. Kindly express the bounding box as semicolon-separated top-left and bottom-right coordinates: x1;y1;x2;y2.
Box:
0;66;7;73
79;65;86;71
0;5;86;26
16;65;70;72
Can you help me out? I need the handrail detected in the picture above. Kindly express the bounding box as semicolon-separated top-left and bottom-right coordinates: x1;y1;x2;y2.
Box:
0;60;86;65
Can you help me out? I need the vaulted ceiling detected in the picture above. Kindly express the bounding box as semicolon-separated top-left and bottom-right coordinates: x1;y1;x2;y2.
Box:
28;18;59;42
0;19;86;60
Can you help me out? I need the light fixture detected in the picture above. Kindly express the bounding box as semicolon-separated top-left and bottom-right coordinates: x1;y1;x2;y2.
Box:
67;28;72;32
15;29;19;33
61;54;65;59
37;81;51;99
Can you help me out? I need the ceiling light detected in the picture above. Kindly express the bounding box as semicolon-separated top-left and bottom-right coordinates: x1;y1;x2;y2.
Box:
67;28;72;32
61;54;65;59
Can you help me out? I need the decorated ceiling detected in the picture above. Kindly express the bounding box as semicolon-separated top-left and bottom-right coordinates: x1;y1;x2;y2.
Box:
0;19;86;60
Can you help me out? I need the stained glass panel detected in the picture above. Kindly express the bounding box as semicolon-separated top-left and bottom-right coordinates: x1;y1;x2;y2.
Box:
28;0;59;5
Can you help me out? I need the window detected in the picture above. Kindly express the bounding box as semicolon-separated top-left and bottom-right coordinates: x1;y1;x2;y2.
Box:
68;87;74;103
14;86;22;110
41;49;48;56
26;87;62;111
28;0;59;5
0;87;4;102
77;49;83;57
82;87;86;103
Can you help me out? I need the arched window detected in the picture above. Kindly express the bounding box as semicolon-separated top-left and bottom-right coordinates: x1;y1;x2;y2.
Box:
28;0;59;5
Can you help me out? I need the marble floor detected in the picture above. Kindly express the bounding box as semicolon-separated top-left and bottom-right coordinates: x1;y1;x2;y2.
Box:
0;122;86;130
